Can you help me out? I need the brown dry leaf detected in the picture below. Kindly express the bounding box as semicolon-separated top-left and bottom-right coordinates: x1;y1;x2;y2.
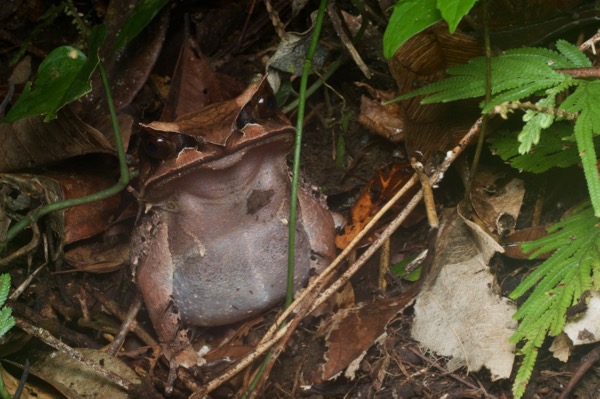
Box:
503;226;550;259
335;162;417;249
357;95;404;143
1;171;123;245
63;240;129;273
317;296;417;382
160;35;243;121
549;332;572;362
389;24;481;162
411;209;516;380
0;107;132;172
72;0;168;122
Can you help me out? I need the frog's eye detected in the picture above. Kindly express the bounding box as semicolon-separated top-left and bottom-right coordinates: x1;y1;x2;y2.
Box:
141;133;197;160
254;93;277;120
236;93;278;129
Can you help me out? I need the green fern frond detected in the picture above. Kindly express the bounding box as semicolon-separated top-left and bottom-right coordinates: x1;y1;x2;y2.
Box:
391;42;581;108
555;39;592;68
0;275;13;339
509;203;600;398
512;340;540;399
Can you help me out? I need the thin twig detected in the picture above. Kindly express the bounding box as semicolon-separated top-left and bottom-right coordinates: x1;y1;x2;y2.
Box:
105;294;145;356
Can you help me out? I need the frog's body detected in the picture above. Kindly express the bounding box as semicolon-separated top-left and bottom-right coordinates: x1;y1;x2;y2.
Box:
131;77;335;344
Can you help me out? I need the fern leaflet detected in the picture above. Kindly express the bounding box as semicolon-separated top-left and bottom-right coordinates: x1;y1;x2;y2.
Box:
509;203;600;398
489;123;582;173
560;81;600;216
0;275;13;339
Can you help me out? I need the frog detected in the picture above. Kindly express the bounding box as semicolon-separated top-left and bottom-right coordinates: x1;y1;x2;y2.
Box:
130;76;336;349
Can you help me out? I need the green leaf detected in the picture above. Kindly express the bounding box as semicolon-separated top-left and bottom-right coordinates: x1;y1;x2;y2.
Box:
489;124;584;173
113;0;169;52
390;254;422;281
4;25;106;122
437;0;478;33
383;0;442;59
560;81;600;217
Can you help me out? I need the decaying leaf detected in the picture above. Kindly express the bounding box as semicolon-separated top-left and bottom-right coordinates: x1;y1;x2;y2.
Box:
27;348;140;399
160;35;243;121
357;95;404;143
549;332;572;362
1;362;62;399
318;296;418;382
63;240;129;273
411;209;516;380
335;162;418;249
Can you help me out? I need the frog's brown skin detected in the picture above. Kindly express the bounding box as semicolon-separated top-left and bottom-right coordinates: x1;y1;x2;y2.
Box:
131;77;336;346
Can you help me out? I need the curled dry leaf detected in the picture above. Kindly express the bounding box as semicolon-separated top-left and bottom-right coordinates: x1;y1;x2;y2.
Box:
388;24;481;162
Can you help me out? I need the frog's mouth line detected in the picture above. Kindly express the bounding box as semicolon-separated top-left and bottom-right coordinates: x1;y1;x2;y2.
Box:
141;131;294;193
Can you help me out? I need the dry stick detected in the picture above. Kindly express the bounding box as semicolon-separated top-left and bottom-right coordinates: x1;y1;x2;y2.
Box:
557;345;600;399
10;261;45;301
327;2;371;78
88;288;157;349
196;116;483;399
580;29;600;53
412;159;439;228
106;294;145;356
261;173;418;344
15;317;134;392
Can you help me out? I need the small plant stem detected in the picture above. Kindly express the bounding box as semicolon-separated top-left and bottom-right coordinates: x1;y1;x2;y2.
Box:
281;53;345;115
286;0;328;308
465;0;491;197
3;62;132;246
240;1;329;397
